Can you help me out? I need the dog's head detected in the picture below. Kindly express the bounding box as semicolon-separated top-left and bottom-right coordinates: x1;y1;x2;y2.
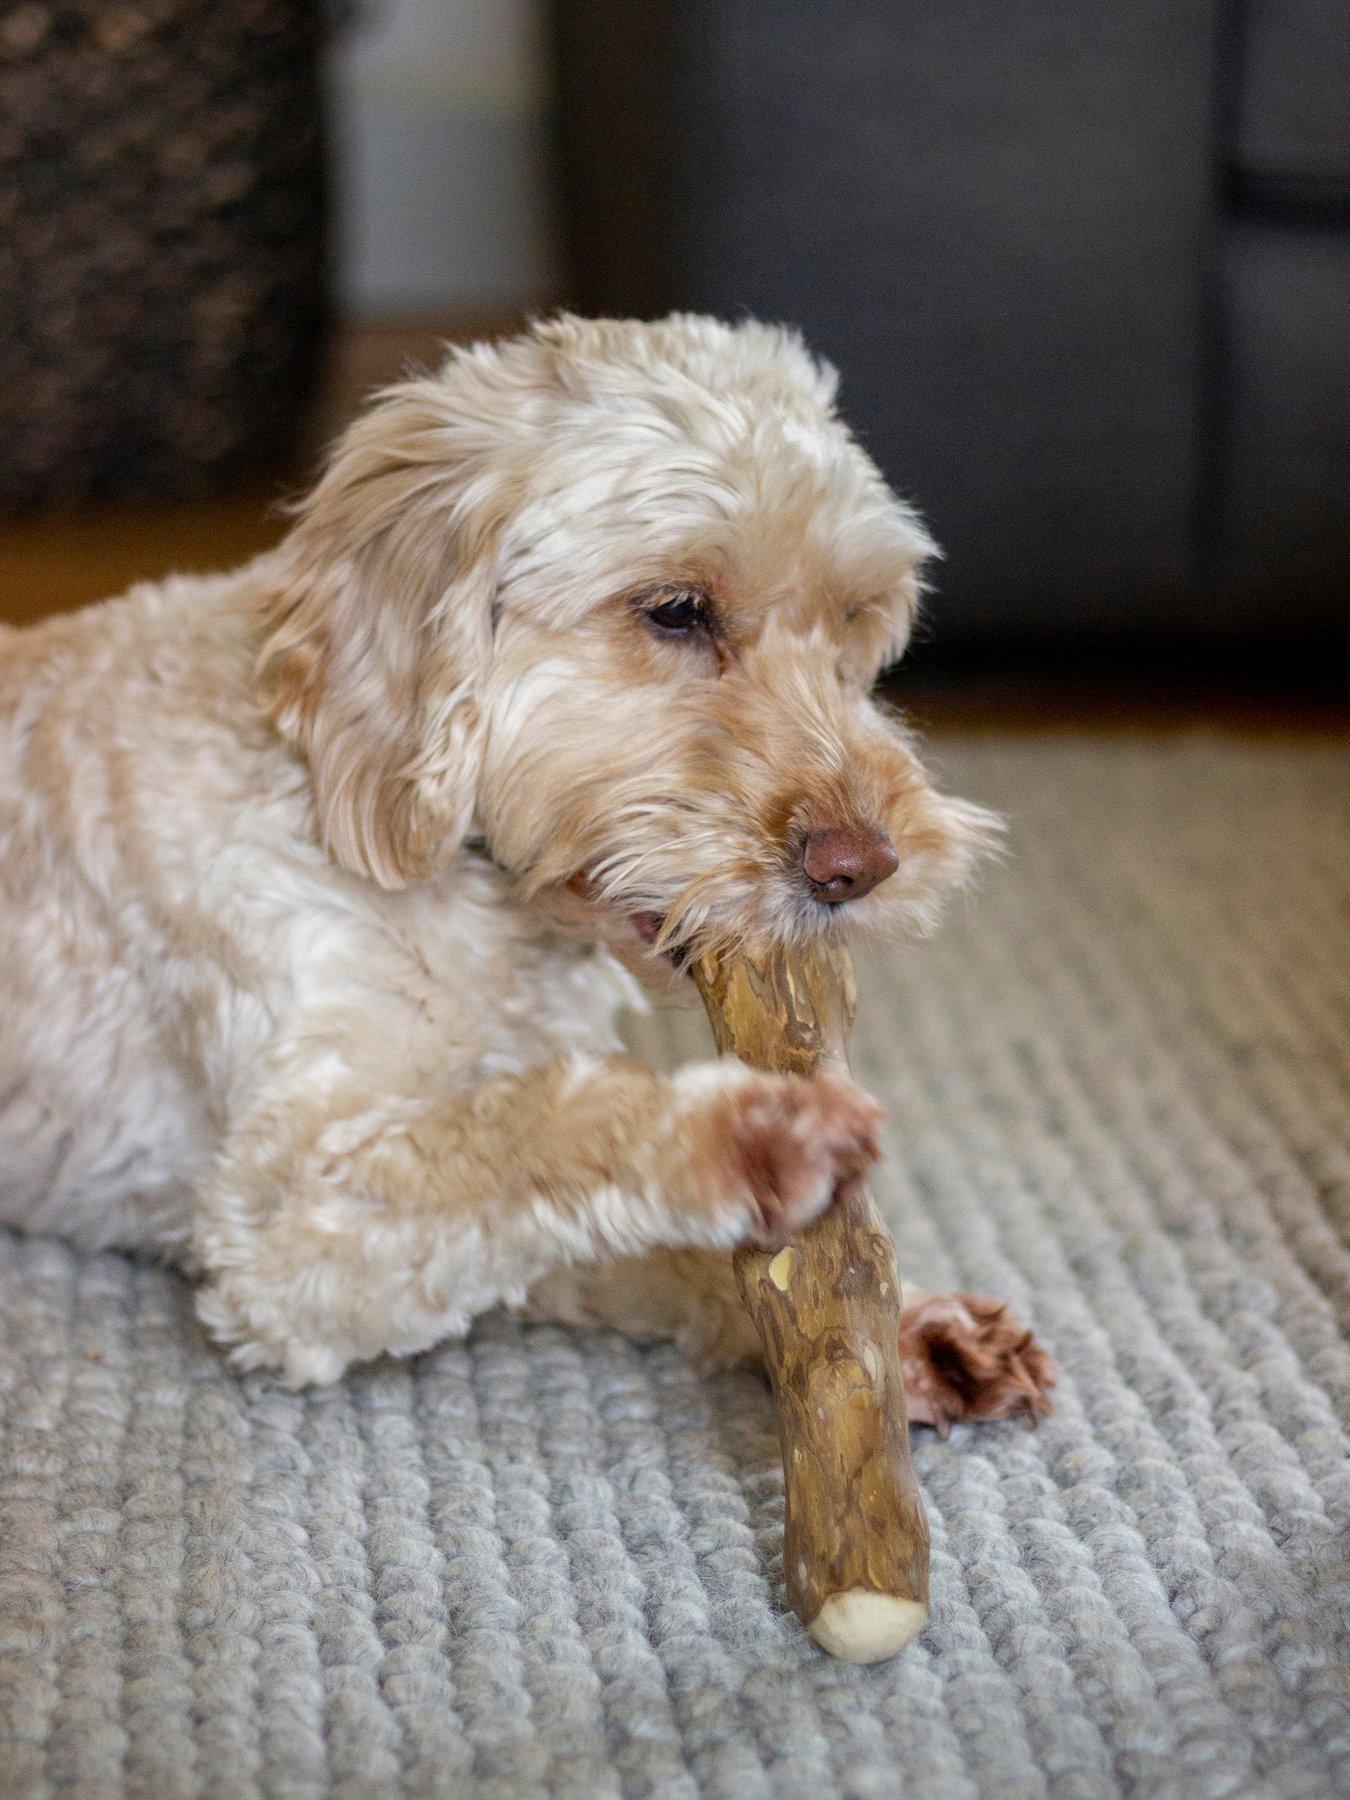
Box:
261;314;997;975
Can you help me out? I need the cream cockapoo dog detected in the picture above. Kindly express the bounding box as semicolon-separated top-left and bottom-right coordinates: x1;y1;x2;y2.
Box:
0;314;1050;1421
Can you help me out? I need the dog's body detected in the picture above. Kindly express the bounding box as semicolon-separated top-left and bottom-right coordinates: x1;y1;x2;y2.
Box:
1;316;1050;1419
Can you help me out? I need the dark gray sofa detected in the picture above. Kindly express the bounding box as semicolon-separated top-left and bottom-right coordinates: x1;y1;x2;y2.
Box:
553;3;1347;644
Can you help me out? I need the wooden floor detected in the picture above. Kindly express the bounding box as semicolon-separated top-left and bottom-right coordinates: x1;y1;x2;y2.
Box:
3;317;1342;737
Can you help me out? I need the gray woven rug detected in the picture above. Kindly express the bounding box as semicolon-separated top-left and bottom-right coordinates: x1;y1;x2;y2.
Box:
2;734;1347;1800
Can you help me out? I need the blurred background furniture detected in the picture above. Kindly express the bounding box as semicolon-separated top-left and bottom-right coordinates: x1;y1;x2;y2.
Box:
554;1;1349;645
1;0;1344;665
0;0;328;507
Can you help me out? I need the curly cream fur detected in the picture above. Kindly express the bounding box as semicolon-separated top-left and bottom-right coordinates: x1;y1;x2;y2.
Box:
0;314;1035;1398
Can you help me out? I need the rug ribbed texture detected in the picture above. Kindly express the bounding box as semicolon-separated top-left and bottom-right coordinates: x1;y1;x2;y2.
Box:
1;734;1347;1799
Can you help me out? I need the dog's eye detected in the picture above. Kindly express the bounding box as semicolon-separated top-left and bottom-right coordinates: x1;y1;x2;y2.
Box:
644;590;711;636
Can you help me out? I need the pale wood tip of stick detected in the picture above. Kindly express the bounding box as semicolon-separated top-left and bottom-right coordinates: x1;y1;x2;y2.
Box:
808;1592;927;1664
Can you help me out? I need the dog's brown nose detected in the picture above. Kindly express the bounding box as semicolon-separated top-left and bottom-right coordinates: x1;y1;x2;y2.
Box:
802;826;899;903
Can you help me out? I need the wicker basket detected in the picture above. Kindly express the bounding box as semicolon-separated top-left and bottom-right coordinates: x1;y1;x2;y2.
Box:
0;1;329;507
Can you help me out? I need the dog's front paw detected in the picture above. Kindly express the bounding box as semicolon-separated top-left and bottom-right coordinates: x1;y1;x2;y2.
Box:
670;1062;883;1248
898;1292;1055;1433
733;1068;885;1246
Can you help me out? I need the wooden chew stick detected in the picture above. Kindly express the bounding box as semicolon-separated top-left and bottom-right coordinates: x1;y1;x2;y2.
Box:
692;939;930;1663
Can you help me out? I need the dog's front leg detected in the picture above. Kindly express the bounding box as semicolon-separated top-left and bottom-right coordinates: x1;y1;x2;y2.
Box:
528;1254;1055;1429
193;1053;882;1386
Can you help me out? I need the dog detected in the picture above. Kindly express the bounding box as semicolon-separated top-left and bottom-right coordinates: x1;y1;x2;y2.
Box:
0;314;1051;1424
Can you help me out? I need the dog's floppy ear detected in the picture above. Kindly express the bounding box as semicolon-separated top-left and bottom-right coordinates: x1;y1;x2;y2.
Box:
259;378;507;888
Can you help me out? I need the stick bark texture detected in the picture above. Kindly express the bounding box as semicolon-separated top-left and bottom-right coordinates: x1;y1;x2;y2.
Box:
692;939;931;1662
